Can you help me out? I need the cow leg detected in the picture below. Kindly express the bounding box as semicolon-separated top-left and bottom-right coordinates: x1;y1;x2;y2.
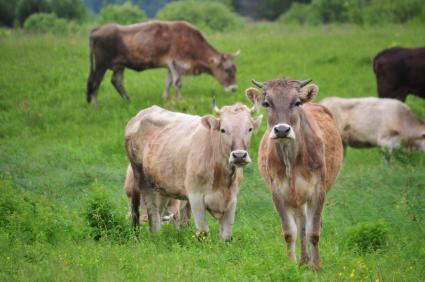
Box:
163;69;173;100
140;188;163;232
168;60;183;100
272;190;297;262
174;76;183;100
130;185;141;228
188;192;209;239
219;200;236;242
111;66;131;101
86;67;106;103
307;190;326;270
175;201;191;229
297;205;309;264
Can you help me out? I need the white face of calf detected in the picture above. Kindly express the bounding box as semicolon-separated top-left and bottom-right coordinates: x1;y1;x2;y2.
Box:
201;103;262;167
246;79;319;144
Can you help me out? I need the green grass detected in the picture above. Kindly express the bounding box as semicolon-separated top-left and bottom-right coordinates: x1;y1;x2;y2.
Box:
1;23;425;281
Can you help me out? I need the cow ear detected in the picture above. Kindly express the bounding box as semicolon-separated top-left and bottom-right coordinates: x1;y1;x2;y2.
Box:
252;114;263;132
208;56;221;66
245;87;265;107
299;84;319;104
201;115;220;130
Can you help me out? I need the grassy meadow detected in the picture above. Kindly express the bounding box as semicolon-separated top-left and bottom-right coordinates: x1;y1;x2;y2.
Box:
1;23;425;281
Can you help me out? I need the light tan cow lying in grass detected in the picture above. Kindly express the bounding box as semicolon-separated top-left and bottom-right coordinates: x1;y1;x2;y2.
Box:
124;102;262;241
247;78;343;270
124;164;190;225
320;97;425;153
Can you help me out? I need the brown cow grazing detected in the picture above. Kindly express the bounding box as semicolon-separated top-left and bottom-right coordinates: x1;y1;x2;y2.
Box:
87;21;240;103
124;101;262;240
320;97;425;153
124;164;190;225
246;78;343;270
374;47;425;102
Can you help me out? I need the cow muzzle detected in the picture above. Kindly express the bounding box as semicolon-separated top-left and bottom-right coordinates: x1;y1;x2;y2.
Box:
229;150;251;167
224;84;238;93
269;123;296;141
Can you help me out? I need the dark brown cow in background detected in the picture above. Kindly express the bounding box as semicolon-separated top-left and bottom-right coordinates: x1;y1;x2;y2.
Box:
374;46;425;102
246;78;343;270
86;21;240;103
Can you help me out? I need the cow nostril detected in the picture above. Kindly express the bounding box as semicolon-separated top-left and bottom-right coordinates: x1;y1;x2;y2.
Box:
284;127;291;134
274;127;279;133
242;152;247;158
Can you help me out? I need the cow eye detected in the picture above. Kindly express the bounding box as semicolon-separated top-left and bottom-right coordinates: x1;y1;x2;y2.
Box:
220;128;226;134
294;101;302;107
262;101;270;108
248;127;253;132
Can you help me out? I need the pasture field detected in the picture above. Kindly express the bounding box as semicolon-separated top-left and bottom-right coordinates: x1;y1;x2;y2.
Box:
1;24;425;281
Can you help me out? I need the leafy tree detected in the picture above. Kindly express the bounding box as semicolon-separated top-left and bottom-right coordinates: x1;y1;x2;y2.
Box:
16;0;87;25
0;0;18;26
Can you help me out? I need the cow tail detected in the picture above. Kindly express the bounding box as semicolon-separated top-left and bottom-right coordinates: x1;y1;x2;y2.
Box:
89;37;95;79
86;36;95;100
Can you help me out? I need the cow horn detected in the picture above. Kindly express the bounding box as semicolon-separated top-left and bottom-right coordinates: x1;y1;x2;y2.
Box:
251;79;265;89
233;49;241;57
298;79;312;88
212;96;220;114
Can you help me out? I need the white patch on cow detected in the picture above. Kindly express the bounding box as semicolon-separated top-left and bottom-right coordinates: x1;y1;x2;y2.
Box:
275;174;319;205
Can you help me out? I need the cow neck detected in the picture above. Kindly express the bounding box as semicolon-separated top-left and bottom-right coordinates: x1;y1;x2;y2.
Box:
210;129;236;190
272;108;322;205
199;47;219;75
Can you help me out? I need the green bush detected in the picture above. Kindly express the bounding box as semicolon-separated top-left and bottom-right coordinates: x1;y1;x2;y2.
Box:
347;222;389;254
23;13;68;34
278;3;321;25
98;3;147;25
278;0;425;25
0;177;82;246
84;185;130;242
156;0;245;32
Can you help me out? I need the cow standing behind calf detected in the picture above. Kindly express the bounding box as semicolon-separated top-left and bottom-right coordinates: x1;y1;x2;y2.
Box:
246;78;343;270
124;102;262;240
87;21;239;103
320;97;425;152
124;164;190;225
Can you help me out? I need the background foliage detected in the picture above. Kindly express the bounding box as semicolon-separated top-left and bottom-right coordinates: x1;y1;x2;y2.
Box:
97;2;147;24
156;0;244;31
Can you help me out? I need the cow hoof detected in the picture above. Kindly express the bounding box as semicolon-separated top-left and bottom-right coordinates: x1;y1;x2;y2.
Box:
196;231;208;241
308;263;321;272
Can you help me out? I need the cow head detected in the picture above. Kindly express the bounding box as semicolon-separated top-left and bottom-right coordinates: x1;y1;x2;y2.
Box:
408;133;425;152
245;78;318;143
209;50;240;92
201;97;262;167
